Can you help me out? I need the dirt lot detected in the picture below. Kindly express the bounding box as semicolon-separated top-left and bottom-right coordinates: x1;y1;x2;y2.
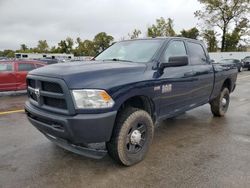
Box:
0;71;250;188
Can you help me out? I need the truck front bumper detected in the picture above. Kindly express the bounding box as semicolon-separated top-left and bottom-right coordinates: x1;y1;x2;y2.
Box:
25;101;117;158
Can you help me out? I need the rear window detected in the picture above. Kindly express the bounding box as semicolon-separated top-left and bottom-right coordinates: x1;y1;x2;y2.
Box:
0;63;13;72
18;63;36;71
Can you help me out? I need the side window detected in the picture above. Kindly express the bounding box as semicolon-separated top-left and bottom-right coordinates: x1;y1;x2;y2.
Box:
18;63;36;71
0;63;13;72
187;42;207;64
162;41;187;62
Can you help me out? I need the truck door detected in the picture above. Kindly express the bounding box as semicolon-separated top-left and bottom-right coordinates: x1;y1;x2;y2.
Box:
157;40;195;118
186;41;214;105
0;62;16;91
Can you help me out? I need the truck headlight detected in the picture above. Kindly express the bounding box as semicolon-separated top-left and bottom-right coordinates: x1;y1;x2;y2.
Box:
71;89;115;109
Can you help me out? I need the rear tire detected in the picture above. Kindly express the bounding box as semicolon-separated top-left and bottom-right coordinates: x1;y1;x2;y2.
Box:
107;107;154;166
239;67;243;72
210;87;230;117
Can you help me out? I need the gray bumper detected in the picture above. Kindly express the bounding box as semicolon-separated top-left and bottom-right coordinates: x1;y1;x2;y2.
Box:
44;133;107;159
25;101;117;144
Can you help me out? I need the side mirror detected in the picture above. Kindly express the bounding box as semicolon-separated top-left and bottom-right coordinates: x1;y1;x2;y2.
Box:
160;56;188;69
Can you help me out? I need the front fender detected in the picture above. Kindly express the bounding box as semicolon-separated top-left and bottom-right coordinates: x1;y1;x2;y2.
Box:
110;81;159;114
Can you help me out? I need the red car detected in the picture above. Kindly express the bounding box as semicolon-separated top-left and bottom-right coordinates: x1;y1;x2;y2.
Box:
0;60;45;91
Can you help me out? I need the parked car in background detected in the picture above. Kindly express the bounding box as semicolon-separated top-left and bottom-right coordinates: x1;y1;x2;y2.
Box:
34;58;59;65
0;60;45;91
0;57;8;61
242;56;250;70
219;59;243;72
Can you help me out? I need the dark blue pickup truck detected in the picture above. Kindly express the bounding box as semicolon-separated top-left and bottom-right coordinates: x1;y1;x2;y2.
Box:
25;37;237;166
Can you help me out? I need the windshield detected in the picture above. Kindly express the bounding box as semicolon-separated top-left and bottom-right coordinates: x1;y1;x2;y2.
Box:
95;39;164;63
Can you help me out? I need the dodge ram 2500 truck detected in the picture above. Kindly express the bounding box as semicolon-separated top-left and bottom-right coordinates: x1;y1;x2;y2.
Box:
25;37;238;166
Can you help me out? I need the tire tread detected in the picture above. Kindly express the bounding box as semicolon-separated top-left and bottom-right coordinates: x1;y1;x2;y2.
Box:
107;107;153;166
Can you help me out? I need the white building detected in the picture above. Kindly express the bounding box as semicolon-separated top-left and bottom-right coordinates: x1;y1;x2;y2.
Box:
15;53;74;60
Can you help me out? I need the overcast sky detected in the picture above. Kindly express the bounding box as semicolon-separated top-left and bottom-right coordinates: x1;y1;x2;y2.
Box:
0;0;202;50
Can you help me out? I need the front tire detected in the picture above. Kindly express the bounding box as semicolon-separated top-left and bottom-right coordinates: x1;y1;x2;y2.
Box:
210;87;230;117
107;107;154;166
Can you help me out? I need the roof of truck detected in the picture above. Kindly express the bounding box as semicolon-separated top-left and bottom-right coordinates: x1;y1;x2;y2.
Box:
125;36;201;41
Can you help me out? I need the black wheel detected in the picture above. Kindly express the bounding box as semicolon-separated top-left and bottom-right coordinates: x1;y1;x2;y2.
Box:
239;66;243;72
106;107;154;166
248;68;250;71
210;87;230;117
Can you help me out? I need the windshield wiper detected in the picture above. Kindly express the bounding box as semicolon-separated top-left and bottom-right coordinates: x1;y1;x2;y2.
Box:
102;58;133;62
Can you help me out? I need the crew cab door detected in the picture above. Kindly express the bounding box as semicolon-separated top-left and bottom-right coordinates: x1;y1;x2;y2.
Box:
16;62;36;90
0;62;16;91
157;40;195;118
186;41;214;105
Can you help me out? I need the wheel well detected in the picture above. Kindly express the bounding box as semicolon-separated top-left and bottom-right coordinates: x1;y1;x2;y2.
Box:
118;96;155;122
222;78;232;92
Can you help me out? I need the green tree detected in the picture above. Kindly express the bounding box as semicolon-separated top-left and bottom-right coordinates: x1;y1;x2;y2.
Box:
202;30;218;52
57;37;74;53
36;40;49;53
74;38;96;56
224;18;249;51
179;27;199;39
93;32;114;53
195;0;250;52
82;40;96;56
74;37;83;56
147;17;176;37
20;44;28;52
224;31;241;51
76;37;82;46
50;46;59;53
3;50;15;58
128;29;142;39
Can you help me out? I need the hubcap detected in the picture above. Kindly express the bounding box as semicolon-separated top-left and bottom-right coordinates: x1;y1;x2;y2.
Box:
126;123;146;153
221;98;227;106
130;130;142;145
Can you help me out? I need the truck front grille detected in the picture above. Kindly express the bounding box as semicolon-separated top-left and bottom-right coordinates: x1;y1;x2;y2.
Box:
28;79;36;88
44;97;67;109
42;81;63;93
27;77;74;115
30;92;38;101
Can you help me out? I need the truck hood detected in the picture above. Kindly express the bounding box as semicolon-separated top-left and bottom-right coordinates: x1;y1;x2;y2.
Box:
29;60;147;89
